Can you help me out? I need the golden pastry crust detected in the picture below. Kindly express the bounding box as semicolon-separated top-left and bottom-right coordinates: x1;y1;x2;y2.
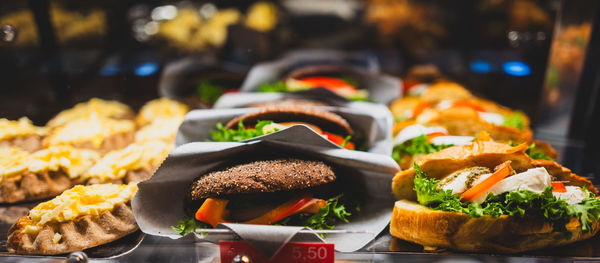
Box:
7;202;138;255
67;131;135;155
392;141;596;200
390;199;600;253
420;82;473;103
0;171;71;204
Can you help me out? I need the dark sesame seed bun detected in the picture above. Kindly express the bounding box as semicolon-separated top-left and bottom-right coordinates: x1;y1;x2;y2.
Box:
225;106;353;136
189;159;336;200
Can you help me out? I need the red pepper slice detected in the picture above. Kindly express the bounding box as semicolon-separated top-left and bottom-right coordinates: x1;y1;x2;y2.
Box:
298;76;356;91
460;161;512;201
412;101;431;118
322;131;355;150
195;198;229;227
451;100;486;112
551;182;567;193
426;132;449;143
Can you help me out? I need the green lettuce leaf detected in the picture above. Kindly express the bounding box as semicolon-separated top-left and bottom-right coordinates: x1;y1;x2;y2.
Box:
258;81;288;93
195;80;224;105
503;112;526;130
392;135;453;162
210;120;275;142
171;217;211;236
412;163;600;238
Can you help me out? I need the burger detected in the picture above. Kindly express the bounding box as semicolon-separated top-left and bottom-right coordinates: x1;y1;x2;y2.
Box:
390;140;600;253
210;106;357;150
172;158;359;235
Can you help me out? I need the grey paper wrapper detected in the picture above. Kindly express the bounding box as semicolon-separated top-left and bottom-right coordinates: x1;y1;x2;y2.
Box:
132;126;399;253
175;104;394;155
214;87;359;108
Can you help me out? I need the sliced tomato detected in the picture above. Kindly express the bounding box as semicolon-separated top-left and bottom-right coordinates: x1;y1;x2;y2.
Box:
322;131;355;150
426;132;449;143
451;100;486;112
412;101;431;118
244;193;326;225
551;182;567;193
195;198;229;227
460;161;512;202
298;76;356;91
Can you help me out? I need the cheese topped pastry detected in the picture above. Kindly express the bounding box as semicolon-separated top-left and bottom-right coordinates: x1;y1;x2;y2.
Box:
83;140;173;183
135;117;183;143
135;98;189;127
0;117;46;152
43;114;135;153
7;183;139;255
47;98;133;128
0;146;100;203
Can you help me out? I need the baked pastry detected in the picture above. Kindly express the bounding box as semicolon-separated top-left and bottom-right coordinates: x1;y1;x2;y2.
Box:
390;141;600;253
0;146;100;203
135;117;183;143
43;115;135;155
7;183;139;255
82;140;173;185
135;98;189;127
46;98;134;128
0;117;46;152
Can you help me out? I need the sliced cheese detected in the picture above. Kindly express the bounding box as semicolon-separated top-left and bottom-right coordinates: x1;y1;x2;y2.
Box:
478;112;504;126
472;167;552;204
394;124;447;145
430;136;474;146
553;186;588;205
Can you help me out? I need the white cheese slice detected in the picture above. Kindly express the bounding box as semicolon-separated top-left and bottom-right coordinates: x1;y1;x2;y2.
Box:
472;167;552;204
393;124;447;146
553;186;587;205
478;112;504;126
430;136;474;146
436;100;454;110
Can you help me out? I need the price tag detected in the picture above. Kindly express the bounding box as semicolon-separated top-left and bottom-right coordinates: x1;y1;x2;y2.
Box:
220;241;334;263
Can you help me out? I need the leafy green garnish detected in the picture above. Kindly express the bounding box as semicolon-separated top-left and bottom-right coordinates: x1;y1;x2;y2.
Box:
503;112;526;130
279;194;354;232
258;81;288;93
526;143;553;160
171;217;211;236
195;80;224;105
392;135;453;162
210;120;275;142
412;163;600;238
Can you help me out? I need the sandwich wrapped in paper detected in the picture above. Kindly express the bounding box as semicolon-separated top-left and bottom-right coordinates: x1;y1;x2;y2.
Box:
176;103;393;155
133;126;399;252
390;140;600;253
389;82;555;169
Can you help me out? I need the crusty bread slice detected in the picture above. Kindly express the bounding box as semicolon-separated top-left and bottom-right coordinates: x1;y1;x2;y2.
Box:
390;200;600;253
7;202;138;255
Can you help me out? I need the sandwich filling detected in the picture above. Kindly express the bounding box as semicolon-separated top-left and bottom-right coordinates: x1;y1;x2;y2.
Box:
259;76;369;101
412;162;600;238
211;120;355;150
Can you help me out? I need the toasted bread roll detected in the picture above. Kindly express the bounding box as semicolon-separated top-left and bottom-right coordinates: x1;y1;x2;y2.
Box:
390;200;600;253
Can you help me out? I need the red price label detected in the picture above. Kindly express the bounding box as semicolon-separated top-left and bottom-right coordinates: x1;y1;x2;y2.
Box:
220;241;334;263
